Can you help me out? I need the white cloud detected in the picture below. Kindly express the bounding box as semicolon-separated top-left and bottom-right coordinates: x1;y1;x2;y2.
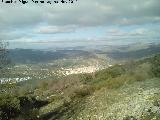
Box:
0;0;160;28
0;31;27;40
106;28;126;36
34;25;77;34
0;0;160;43
129;28;147;36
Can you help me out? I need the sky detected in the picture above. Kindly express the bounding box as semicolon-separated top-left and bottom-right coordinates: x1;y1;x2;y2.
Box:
0;0;160;49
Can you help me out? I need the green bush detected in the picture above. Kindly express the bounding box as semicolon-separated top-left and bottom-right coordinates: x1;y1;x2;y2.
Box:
0;85;45;120
90;65;126;86
151;54;160;77
73;86;94;98
0;93;20;119
140;112;160;120
107;65;126;78
133;63;152;81
80;74;93;84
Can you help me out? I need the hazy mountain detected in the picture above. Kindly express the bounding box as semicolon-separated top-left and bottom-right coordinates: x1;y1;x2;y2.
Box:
8;49;95;64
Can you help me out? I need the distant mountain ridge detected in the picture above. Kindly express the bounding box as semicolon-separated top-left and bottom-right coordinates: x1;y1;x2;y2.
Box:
8;49;95;64
106;44;160;60
8;43;160;64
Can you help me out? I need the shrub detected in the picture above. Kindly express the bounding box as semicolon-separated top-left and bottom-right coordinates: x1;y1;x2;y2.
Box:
151;54;160;77
73;86;94;98
106;74;134;89
123;116;137;120
140;112;160;120
80;74;93;84
107;65;126;78
0;93;20;119
131;63;152;81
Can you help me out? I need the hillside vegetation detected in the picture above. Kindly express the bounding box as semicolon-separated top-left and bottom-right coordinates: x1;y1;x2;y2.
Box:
0;54;160;120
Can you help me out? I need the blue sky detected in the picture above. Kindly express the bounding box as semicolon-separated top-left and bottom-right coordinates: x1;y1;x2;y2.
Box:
0;0;160;49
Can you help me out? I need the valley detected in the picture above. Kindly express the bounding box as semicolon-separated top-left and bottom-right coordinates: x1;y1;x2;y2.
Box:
0;43;160;120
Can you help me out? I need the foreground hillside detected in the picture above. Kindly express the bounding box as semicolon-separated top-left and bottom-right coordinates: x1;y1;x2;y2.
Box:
74;78;160;120
38;54;160;120
0;54;160;120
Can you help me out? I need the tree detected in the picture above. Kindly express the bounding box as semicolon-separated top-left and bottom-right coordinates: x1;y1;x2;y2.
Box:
0;40;11;78
0;40;12;92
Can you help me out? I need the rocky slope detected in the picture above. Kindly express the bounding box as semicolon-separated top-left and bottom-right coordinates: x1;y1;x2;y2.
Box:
72;78;160;120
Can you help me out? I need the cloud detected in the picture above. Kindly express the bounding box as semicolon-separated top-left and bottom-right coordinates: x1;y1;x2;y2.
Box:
128;28;147;36
0;31;27;40
0;0;160;44
106;26;160;39
0;0;160;28
34;25;77;34
106;28;126;36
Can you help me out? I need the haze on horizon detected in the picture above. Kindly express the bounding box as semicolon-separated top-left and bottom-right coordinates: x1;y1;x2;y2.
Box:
0;0;160;49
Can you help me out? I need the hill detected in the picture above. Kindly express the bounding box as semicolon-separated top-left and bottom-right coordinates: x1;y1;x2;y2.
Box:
0;54;160;120
106;44;160;60
8;49;95;64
